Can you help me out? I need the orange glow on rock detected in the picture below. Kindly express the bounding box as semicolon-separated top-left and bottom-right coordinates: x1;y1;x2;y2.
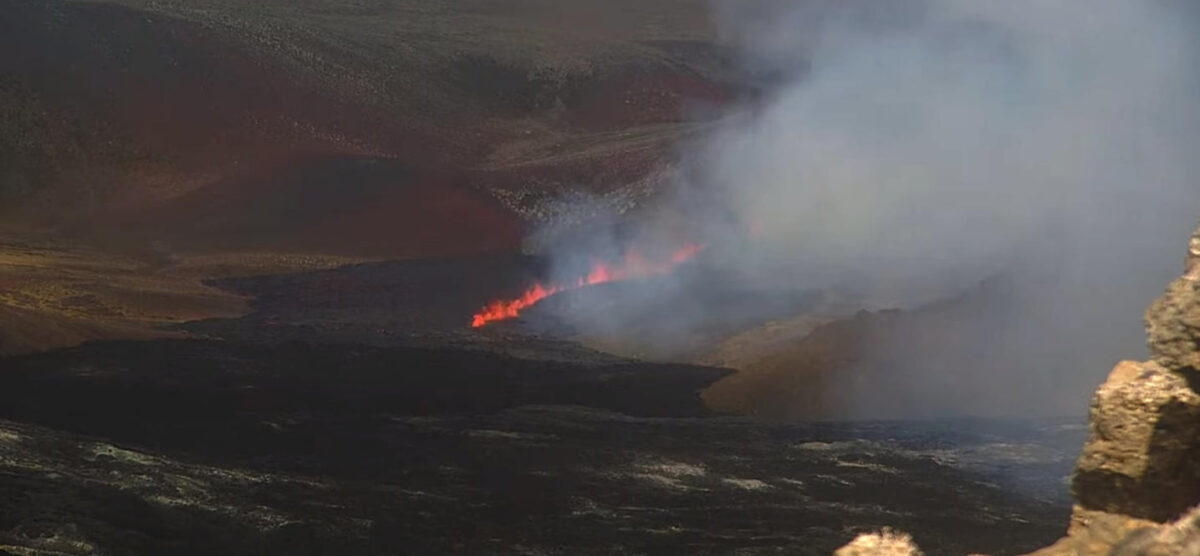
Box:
471;243;706;328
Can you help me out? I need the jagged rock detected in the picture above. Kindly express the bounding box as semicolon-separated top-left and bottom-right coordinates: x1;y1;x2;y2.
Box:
1021;506;1159;556
834;529;923;556
1021;506;1200;556
1070;360;1200;522
1189;228;1200;276
1145;222;1200;374
1022;220;1200;556
1103;505;1200;556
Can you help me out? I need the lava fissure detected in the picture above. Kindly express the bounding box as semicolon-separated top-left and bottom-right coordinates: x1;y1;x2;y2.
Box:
471;243;706;328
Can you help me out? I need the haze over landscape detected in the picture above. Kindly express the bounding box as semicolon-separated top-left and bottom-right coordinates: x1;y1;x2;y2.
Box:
1;1;1198;554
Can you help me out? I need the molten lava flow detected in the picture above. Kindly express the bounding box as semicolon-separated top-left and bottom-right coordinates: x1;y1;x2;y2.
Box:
471;282;561;328
471;243;706;328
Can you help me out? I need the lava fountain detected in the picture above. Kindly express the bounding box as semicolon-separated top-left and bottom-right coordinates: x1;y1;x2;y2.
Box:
471;243;707;327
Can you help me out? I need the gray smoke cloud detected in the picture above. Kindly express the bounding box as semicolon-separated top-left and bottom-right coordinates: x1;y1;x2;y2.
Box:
541;0;1200;418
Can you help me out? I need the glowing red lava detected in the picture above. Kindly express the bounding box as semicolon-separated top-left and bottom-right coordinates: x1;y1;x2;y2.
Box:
471;243;706;328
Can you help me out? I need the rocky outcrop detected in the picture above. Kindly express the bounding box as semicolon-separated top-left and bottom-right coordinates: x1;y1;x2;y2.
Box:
1026;506;1200;556
1021;243;1200;554
1105;506;1200;556
1070;360;1200;523
1022;507;1158;556
834;530;923;556
1145;224;1200;375
1142;224;1200;377
835;219;1200;555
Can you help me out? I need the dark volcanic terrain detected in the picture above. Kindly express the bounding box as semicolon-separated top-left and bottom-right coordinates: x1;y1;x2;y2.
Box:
0;336;1080;555
0;1;1098;554
0;258;1082;554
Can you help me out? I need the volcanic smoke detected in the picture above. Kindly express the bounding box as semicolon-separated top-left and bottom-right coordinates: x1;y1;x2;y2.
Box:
471;243;706;327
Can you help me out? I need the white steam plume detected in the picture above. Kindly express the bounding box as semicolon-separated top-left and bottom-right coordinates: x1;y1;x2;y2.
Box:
548;0;1200;417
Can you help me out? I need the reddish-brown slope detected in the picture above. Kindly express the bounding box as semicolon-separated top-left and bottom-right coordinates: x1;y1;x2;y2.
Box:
1;0;737;259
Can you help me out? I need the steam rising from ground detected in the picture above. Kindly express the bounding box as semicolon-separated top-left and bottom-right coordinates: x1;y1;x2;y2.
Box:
543;0;1200;418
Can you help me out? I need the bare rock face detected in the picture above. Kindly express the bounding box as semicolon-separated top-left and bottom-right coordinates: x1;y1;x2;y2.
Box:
1024;506;1200;556
1071;360;1200;522
1098;505;1200;556
834;530;923;556
1145;224;1200;374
